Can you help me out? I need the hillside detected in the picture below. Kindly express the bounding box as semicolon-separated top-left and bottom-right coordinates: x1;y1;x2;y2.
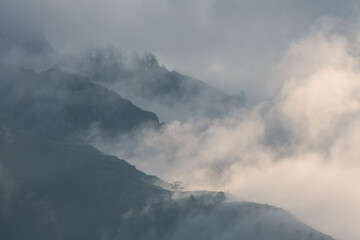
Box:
0;65;160;141
0;138;335;240
59;48;245;121
0;64;335;240
0;139;166;240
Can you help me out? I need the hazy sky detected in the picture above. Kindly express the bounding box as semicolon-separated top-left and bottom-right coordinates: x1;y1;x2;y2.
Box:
2;0;360;101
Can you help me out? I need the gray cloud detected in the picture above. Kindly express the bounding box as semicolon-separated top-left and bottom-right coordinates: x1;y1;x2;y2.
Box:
92;19;360;240
2;0;360;102
2;1;360;239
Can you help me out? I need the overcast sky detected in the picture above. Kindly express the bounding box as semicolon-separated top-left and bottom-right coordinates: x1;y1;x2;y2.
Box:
2;0;359;102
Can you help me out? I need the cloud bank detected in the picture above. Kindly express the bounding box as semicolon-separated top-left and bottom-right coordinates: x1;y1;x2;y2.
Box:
94;19;360;240
2;0;360;239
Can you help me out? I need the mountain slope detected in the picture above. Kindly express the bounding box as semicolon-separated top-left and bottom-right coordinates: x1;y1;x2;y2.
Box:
0;65;160;141
0;10;336;240
0;139;335;240
0;64;335;240
0;139;166;240
60;48;245;121
117;200;335;240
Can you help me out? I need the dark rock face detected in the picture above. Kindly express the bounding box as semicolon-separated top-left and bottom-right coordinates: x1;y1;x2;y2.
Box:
0;65;160;141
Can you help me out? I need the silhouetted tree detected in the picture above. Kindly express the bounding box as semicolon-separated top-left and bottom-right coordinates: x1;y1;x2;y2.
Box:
213;192;226;203
170;181;184;191
187;194;198;206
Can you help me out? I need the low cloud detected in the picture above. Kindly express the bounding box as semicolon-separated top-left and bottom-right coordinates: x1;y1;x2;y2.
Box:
2;0;360;102
94;19;360;240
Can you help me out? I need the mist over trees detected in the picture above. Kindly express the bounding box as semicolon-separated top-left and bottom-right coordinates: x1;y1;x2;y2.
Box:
58;44;246;122
0;4;339;240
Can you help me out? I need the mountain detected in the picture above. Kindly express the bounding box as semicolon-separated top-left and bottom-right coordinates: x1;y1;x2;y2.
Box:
117;199;335;240
0;65;160;141
0;139;166;240
0;139;335;240
59;47;245;121
0;65;335;240
0;15;245;123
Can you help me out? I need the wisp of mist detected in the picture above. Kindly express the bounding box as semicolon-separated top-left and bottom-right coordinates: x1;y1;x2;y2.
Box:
93;19;360;240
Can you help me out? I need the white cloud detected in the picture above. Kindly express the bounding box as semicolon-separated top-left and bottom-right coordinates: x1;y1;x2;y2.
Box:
3;0;360;238
95;19;360;240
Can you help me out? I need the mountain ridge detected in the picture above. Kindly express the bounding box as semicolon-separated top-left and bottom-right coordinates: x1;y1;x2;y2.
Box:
0;64;161;141
0;138;335;240
0;28;336;240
